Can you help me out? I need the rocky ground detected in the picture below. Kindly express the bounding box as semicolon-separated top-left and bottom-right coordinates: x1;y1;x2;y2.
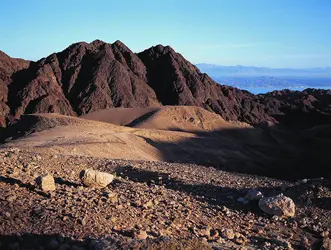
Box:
0;148;330;249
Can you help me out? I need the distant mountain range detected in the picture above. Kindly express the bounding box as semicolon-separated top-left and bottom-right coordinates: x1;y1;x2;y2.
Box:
196;64;331;93
196;64;331;77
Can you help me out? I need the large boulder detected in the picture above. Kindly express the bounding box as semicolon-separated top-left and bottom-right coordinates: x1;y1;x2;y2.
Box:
258;194;295;217
80;169;114;188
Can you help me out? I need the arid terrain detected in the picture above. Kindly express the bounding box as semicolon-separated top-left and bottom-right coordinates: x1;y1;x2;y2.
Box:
0;40;331;249
0;107;330;249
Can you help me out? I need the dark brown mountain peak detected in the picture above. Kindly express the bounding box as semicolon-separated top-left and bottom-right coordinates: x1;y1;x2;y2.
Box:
0;51;30;75
112;40;128;49
90;39;106;47
139;44;176;59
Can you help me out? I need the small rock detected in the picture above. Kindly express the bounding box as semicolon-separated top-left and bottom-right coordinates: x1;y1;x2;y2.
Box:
322;237;331;250
80;169;114;188
300;179;308;184
258;194;295;217
134;230;148;240
103;191;116;198
300;236;310;250
271;215;279;221
143;200;154;209
217;237;225;244
7;195;17;202
79;216;87;226
221;228;235;240
36;174;56;191
199;226;211;237
321;231;329;238
244;189;263;201
234;232;247;245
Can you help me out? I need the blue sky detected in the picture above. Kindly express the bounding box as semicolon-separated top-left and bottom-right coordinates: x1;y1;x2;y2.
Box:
0;0;330;68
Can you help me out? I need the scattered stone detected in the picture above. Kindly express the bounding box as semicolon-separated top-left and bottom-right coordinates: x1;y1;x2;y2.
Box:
36;174;56;191
321;231;330;238
80;169;114;188
258;194;295;217
220;206;230;215
79;217;87;226
217;237;225;244
143;200;154;209
234;232;247;245
300;179;308;184
199;226;211;237
244;189;263;201
322;237;331;250
221;228;235;240
7;195;17;202
134;230;148;240
300;236;310;250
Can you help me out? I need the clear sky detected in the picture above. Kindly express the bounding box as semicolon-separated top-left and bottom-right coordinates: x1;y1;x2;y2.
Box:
0;0;330;68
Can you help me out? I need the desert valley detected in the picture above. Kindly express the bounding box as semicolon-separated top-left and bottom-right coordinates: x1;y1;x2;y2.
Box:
0;39;330;250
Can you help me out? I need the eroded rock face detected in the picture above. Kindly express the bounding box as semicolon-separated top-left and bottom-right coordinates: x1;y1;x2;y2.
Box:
258;194;295;217
80;169;114;188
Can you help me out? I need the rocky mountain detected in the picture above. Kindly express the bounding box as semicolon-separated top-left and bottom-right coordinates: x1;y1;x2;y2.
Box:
0;51;30;126
1;40;331;129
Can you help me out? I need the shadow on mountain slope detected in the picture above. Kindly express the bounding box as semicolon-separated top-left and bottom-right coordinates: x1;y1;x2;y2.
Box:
136;125;331;181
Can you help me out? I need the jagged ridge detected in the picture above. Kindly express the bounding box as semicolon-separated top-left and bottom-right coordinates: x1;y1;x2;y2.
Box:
1;40;331;128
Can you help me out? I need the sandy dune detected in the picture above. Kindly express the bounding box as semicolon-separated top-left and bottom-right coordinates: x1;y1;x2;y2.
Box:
82;106;251;132
1;107;269;173
3;106;329;180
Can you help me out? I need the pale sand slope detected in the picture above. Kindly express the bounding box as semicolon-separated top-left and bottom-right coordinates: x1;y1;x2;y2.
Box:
1;106;278;171
81;106;251;132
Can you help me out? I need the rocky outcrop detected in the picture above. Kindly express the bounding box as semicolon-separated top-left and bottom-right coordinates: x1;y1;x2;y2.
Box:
1;40;331;129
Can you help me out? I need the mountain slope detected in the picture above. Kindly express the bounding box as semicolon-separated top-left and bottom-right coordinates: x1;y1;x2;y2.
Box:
0;51;30;126
5;40;160;123
1;40;331;129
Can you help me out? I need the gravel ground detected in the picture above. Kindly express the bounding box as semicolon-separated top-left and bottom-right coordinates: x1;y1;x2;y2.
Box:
0;148;330;249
